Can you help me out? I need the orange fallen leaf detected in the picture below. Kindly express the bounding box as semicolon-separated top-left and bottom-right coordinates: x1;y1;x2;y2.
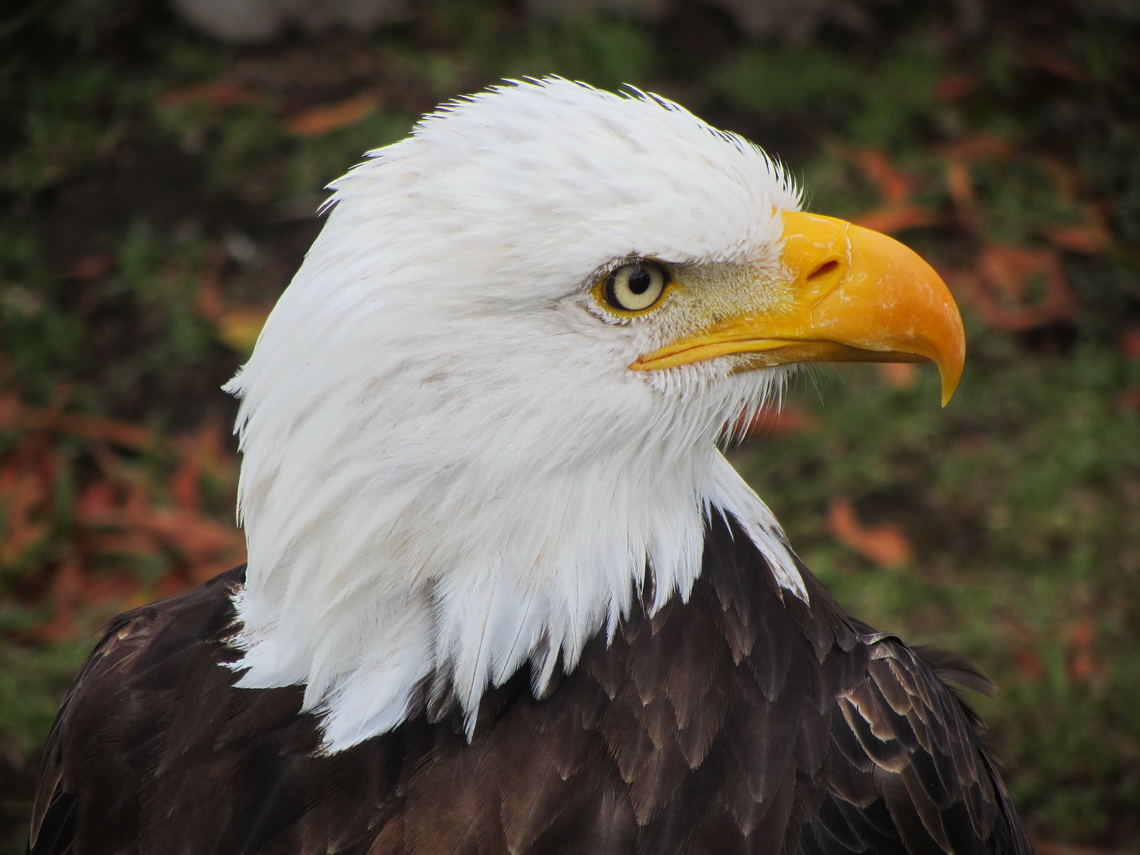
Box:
3;400;156;449
944;160;978;227
851;205;939;235
160;81;258;110
827;498;913;568
1045;221;1111;255
121;502;243;566
59;413;156;449
957;245;1077;331
285;90;381;137
83;529;160;558
939;136;1016;162
854;149;916;204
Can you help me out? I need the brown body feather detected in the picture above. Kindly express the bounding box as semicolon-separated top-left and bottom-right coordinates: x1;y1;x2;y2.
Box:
30;513;1034;854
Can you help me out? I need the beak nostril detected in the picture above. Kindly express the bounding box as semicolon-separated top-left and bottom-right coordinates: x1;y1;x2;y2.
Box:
807;259;841;284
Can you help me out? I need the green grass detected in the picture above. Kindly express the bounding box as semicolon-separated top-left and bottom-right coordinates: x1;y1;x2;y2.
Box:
2;1;1139;851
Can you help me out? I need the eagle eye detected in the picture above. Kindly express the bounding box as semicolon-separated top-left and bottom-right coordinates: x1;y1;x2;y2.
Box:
597;261;672;315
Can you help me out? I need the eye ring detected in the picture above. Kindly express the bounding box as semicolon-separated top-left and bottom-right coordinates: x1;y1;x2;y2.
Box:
597;261;672;314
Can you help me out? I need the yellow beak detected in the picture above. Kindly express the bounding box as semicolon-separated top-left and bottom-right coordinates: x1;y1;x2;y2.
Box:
630;211;966;405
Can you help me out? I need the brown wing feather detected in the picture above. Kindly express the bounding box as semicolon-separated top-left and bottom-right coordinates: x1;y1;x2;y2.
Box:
30;514;1034;854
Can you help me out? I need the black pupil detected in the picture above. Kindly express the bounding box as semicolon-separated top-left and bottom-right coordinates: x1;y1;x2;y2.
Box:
628;268;652;295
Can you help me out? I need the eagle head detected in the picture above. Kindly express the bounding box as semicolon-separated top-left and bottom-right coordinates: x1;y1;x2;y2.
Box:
223;78;964;749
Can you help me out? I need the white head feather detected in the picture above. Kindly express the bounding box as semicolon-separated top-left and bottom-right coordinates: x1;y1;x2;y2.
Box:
225;78;806;750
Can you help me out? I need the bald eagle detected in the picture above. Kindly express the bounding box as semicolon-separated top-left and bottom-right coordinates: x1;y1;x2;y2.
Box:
31;79;1033;855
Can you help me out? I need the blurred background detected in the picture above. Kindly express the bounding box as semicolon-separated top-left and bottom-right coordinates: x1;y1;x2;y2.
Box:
2;0;1139;851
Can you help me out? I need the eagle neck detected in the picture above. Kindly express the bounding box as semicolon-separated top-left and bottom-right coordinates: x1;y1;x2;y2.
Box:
229;448;803;752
